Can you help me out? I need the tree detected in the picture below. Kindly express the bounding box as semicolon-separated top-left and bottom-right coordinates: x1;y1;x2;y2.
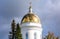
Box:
15;23;22;39
9;19;16;39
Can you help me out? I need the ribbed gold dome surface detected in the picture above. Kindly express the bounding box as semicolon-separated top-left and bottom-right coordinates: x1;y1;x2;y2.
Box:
21;13;40;23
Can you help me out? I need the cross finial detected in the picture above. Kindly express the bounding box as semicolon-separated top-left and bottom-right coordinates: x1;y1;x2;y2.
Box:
29;2;32;13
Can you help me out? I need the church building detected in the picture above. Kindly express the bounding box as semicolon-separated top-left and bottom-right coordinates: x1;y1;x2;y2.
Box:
9;3;43;39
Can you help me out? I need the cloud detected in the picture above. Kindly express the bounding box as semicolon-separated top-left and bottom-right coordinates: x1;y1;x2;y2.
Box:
0;0;60;39
39;0;60;36
0;24;10;39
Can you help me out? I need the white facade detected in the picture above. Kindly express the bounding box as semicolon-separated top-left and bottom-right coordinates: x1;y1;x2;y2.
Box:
20;22;42;39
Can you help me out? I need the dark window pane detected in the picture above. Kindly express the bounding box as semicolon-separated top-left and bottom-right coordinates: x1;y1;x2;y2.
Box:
26;32;28;39
34;33;36;39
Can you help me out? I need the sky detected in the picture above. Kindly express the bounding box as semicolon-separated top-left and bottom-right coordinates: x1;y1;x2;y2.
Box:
0;0;60;39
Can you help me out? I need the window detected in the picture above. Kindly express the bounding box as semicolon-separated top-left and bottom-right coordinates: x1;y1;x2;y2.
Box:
34;33;36;39
26;32;28;39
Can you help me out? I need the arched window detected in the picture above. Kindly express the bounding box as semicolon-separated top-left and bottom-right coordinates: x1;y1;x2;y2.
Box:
26;32;28;39
34;33;36;39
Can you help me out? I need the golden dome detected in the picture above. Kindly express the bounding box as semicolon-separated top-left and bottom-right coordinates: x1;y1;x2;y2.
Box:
21;3;40;23
21;13;40;23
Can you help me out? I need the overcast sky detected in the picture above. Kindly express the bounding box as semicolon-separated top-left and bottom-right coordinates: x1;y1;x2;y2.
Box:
0;0;60;39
